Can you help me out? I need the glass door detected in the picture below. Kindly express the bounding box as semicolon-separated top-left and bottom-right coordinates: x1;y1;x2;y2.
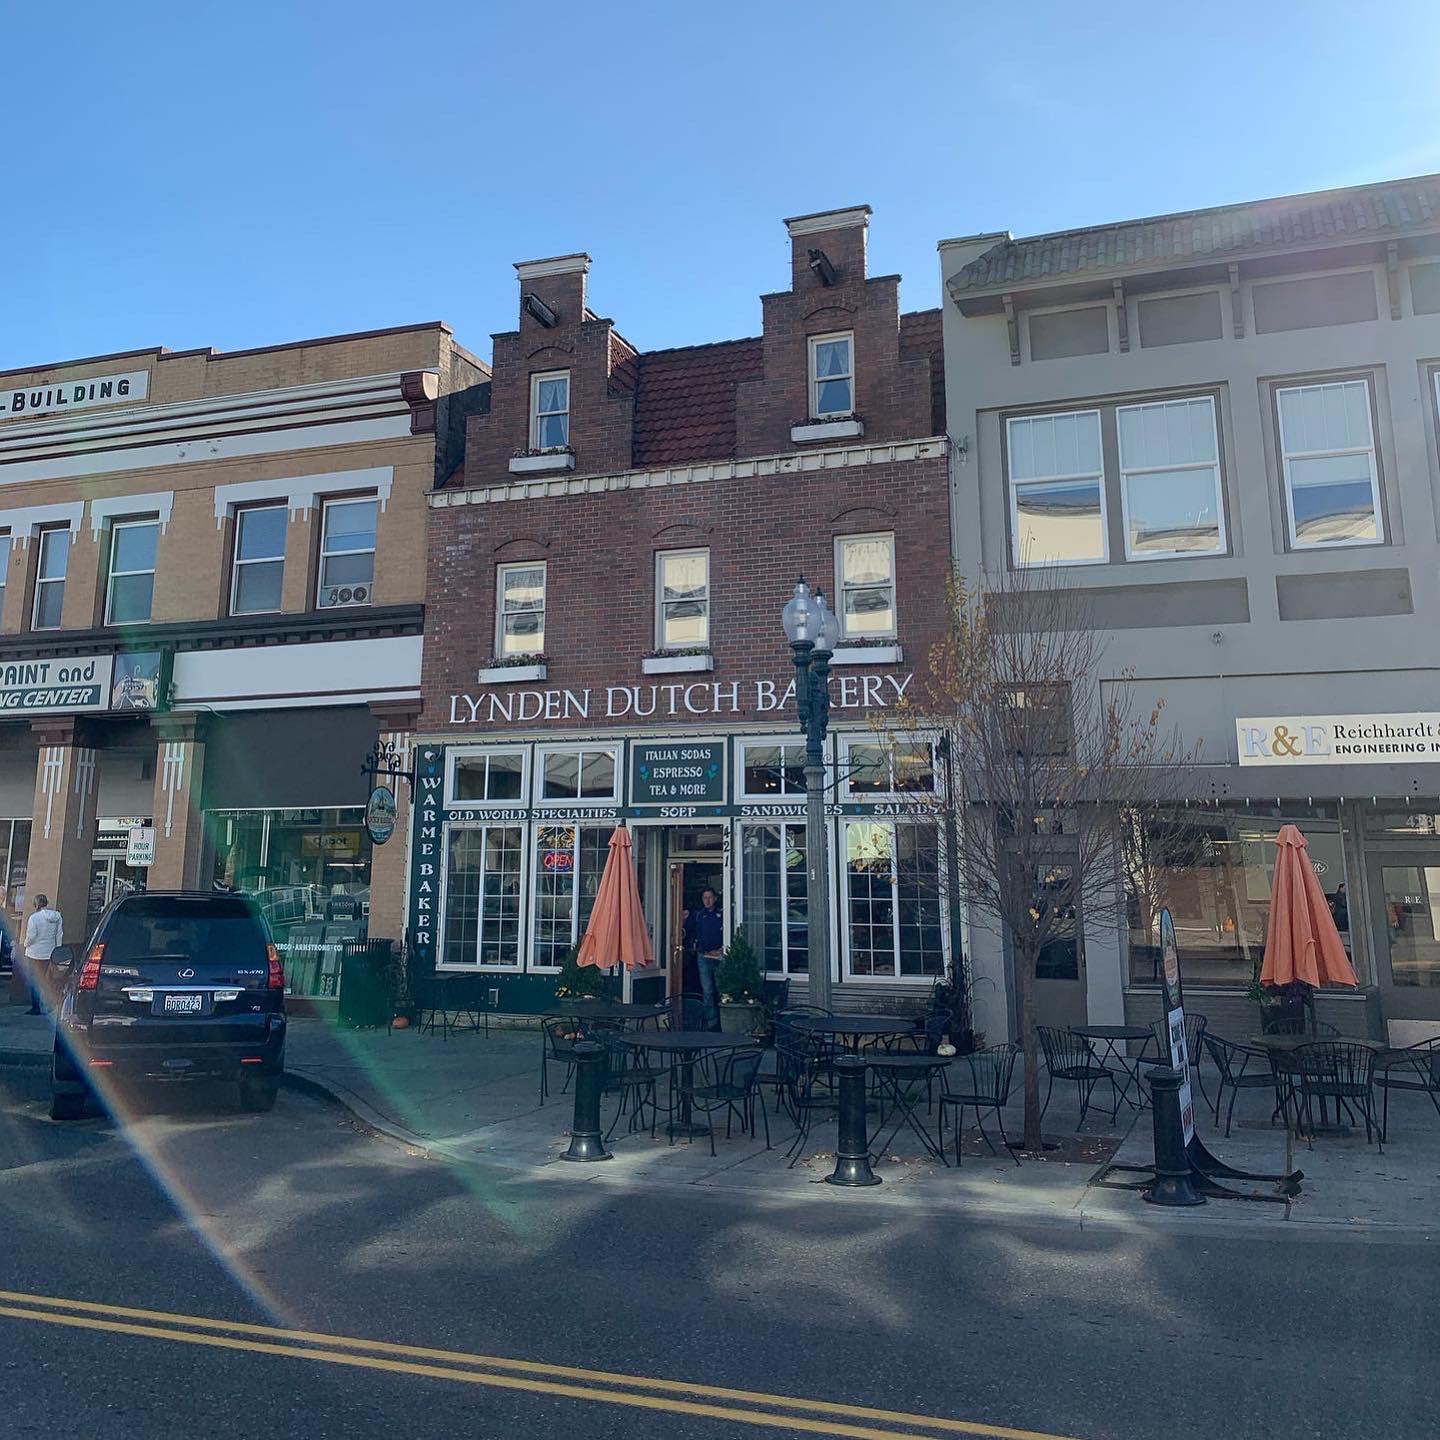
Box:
1372;850;1440;1019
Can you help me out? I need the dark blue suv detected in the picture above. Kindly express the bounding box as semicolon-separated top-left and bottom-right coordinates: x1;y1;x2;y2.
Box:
50;891;287;1120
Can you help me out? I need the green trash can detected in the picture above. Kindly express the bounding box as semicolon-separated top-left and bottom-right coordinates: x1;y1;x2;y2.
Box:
338;939;393;1028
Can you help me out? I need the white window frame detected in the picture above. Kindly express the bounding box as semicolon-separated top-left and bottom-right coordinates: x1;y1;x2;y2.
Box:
1115;395;1226;561
31;524;70;631
535;744;622;806
445;747;531;810
529;370;570;451
495;560;547;658
1005;409;1109;567
839;818;947;985
104;516;160;626
736;819;810;977
834;531;897;639
0;532;11;621
654;548;710;651
229;502;288;617
436;820;528;973
316;494;378;607
526;821;616;974
838;733;938;801
808;331;854;419
1275;377;1383;550
737;739;811;803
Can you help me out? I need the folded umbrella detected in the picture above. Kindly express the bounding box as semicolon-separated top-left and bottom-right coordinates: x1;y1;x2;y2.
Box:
576;824;654;971
1259;824;1358;990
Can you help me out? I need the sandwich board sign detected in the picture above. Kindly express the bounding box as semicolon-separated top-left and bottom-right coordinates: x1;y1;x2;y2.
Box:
1158;908;1195;1145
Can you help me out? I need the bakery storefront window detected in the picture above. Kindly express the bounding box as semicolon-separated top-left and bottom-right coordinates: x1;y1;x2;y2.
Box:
1124;802;1350;986
210;807;372;997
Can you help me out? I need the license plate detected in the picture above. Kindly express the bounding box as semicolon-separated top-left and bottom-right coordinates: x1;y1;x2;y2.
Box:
161;993;204;1015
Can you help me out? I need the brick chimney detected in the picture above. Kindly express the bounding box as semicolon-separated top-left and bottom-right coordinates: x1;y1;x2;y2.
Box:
784;206;871;294
514;253;591;332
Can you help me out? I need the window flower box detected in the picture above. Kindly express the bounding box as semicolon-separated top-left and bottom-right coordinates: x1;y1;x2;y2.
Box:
479;661;548;683
508;450;575;475
829;643;902;667
791;417;865;444
642;652;714;676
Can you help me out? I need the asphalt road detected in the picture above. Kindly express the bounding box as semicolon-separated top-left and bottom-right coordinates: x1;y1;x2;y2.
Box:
0;1064;1432;1440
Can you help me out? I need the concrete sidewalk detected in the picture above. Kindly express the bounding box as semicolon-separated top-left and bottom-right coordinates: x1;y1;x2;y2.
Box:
3;1005;1436;1236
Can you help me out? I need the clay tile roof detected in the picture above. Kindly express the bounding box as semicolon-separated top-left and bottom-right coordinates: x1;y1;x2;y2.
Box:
631;337;764;468
951;172;1440;296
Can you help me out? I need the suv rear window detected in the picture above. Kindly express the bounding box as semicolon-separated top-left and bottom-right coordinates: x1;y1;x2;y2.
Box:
101;896;270;967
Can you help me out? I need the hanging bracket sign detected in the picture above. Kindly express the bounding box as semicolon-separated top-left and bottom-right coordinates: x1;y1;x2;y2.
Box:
365;785;398;845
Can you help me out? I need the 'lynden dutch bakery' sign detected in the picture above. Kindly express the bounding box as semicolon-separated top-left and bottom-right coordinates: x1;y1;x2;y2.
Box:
4;369;149;420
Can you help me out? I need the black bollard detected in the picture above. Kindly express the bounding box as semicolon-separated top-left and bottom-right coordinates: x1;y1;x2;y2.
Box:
1144;1066;1203;1206
826;1054;881;1187
561;1041;613;1163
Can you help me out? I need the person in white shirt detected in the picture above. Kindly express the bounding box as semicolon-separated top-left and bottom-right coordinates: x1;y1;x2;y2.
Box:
23;894;63;1015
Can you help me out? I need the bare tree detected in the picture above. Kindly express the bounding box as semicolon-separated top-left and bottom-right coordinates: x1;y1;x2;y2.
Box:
883;564;1200;1152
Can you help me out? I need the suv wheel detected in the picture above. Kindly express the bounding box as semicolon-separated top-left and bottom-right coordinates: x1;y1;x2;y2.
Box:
49;1090;86;1121
239;1078;279;1113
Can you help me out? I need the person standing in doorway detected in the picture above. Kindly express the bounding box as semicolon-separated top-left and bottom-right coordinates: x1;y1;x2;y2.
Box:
23;893;63;1015
684;887;725;1031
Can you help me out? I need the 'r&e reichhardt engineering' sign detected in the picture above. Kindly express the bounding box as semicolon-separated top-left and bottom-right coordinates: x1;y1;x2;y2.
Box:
5;369;149;419
1237;712;1440;766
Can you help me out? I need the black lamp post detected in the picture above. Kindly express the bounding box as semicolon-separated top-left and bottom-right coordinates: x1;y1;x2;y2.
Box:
781;578;841;1011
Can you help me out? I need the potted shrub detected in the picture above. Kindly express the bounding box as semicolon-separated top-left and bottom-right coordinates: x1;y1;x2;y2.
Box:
716;929;768;1036
554;945;615;1007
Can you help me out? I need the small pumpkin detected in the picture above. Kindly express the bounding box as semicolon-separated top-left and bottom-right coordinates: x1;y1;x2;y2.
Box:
392;1015;411;1030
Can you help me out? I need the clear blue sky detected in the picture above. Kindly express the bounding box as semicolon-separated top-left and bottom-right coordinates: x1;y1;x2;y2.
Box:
5;1;1439;371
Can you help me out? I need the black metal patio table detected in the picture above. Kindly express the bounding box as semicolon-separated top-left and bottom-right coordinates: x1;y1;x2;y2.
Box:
865;1053;953;1165
620;1031;754;1138
790;1014;917;1052
1071;1024;1154;1110
542;1001;668;1028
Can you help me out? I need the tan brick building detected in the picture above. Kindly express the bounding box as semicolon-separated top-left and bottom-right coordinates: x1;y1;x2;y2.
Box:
0;324;486;1004
412;207;955;1014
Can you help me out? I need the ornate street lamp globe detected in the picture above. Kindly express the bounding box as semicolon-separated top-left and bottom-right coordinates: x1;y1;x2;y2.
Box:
811;589;841;654
781;578;817;644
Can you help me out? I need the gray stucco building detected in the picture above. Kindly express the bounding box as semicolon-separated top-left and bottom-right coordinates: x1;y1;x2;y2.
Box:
939;174;1440;1047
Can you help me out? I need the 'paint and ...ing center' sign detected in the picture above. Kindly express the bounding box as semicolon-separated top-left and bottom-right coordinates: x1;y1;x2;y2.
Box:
447;672;915;727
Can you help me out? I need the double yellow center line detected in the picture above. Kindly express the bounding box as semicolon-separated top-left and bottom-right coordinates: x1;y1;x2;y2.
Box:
0;1287;1082;1440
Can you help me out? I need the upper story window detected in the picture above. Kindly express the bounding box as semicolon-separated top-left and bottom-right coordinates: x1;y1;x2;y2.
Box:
1116;397;1224;558
809;333;854;418
32;525;70;631
1275;379;1382;548
1006;410;1107;566
449;748;528;806
530;372;570;450
497;562;546;657
317;496;377;608
539;747;619;803
105;518;159;624
656;549;709;649
836;533;896;638
231;504;287;615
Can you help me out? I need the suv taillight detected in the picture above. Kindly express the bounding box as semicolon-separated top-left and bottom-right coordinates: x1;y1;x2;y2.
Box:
267;944;284;990
78;944;105;991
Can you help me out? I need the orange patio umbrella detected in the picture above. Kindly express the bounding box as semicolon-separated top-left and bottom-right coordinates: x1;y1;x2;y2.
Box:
1259;824;1359;990
576;824;654;972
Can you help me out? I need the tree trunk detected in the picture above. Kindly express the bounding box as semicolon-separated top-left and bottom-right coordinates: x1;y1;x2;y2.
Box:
1018;938;1043;1151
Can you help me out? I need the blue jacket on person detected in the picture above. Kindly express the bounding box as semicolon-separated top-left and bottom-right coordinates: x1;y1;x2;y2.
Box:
685;905;724;955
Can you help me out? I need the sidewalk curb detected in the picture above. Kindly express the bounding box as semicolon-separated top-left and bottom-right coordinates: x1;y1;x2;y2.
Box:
0;1046;48;1071
282;1065;435;1154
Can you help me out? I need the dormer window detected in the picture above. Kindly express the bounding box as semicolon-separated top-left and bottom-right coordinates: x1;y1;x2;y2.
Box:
808;333;853;418
530;372;570;450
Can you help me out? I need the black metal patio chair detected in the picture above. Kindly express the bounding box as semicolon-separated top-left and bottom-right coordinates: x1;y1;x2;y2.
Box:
1294;1040;1382;1150
937;1043;1020;1165
539;1016;586;1105
1375;1037;1440;1142
1038;1026;1121;1130
1148;1011;1209;1109
1201;1033;1275;1137
598;1032;665;1140
689;1048;770;1157
777;1027;839;1168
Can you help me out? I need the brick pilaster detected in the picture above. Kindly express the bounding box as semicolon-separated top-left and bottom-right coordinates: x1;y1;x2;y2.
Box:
26;717;99;945
148;714;208;891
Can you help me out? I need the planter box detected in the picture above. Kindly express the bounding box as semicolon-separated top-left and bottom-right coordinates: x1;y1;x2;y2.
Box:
478;663;547;684
507;452;575;475
790;418;865;444
719;1000;764;1036
642;653;714;676
829;644;903;667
